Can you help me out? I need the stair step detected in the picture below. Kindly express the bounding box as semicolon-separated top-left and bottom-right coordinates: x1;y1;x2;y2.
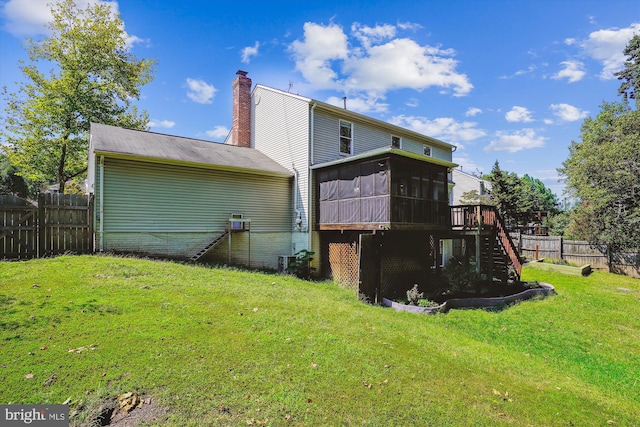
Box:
190;230;229;262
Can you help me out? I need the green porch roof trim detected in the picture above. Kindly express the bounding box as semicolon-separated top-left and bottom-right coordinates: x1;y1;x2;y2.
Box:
310;146;459;170
90;123;294;178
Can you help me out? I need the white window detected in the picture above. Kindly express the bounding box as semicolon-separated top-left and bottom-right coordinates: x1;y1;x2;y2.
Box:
339;120;353;155
423;145;432;156
391;135;401;148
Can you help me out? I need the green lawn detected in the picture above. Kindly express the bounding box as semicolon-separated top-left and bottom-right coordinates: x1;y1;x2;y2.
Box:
1;255;639;426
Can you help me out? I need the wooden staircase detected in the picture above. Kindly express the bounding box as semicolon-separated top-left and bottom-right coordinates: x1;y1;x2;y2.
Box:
190;230;229;262
451;205;523;281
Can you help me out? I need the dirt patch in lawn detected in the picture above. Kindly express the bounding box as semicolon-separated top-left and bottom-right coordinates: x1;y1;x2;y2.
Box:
74;392;168;426
108;395;167;426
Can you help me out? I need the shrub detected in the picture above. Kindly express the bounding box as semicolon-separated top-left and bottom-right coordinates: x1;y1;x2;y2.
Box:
442;258;481;293
286;249;316;279
406;284;423;305
418;298;439;308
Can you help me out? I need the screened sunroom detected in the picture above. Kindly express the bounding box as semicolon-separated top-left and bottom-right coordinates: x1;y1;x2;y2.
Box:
314;148;456;231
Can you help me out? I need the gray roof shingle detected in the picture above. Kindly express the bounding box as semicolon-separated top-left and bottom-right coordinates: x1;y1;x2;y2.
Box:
90;123;293;177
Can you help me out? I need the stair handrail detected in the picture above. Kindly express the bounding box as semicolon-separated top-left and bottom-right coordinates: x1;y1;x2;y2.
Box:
490;208;523;276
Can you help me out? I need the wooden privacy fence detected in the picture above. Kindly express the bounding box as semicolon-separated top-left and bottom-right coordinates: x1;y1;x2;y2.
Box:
0;194;93;260
513;233;639;278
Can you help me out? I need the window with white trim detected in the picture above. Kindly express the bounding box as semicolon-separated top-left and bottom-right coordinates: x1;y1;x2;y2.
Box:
391;135;401;148
339;120;353;155
423;145;432;156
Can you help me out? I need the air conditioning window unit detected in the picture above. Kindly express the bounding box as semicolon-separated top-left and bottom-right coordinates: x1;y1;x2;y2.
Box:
230;213;245;231
278;255;297;273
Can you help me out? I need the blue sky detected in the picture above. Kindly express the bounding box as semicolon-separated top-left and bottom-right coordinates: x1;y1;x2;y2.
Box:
1;0;638;197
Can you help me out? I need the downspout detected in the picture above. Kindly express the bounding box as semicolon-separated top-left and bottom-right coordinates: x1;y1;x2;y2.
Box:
308;102;317;267
99;155;104;252
293;167;301;232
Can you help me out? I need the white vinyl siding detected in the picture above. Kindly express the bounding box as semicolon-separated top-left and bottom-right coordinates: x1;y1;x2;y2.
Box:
252;86;310;236
393;138;450;161
96;157;292;269
450;169;492;206
313;108;453;165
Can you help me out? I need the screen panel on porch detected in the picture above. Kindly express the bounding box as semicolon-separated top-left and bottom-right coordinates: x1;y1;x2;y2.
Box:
318;159;389;226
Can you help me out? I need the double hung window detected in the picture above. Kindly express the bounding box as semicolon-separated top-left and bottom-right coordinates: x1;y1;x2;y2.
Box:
339;120;353;155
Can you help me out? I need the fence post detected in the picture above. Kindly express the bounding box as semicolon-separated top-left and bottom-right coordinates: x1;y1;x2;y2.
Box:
38;193;45;258
560;237;564;261
88;194;95;253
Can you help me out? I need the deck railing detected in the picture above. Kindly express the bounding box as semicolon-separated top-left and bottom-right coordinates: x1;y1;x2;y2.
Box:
450;205;522;276
451;204;496;229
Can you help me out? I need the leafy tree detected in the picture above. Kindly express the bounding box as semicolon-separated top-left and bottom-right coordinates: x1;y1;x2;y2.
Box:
519;174;558;213
614;34;639;108
1;0;155;193
559;101;640;251
0;154;30;198
458;189;494;206
547;210;571;237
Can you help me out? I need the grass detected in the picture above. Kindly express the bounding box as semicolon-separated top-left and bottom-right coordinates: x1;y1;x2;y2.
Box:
1;255;639;426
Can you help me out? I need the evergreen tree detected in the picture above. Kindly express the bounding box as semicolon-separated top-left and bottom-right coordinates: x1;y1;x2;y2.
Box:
614;34;639;108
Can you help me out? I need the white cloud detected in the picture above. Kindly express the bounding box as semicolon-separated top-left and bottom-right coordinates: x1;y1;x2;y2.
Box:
500;65;536;79
148;119;175;129
581;22;640;79
397;21;423;31
125;33;150;49
564;38;577;45
325;96;388;114
452;153;484;175
289;21;472;98
549;103;589;122
405;98;419;108
289;22;349;90
2;0;147;49
344;37;473;97
552;60;586;83
351;22;396;48
205;126;229;139
241;41;260;64
2;0;52;35
505;106;534;123
484;128;546;153
465;107;482;117
515;65;537;76
185;78;216;104
390;115;486;145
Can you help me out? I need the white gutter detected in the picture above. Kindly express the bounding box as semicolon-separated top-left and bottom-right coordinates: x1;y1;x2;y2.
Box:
99;155;104;252
310;102;316;166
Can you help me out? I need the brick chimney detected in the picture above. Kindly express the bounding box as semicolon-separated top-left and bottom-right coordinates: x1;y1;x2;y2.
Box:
231;70;252;148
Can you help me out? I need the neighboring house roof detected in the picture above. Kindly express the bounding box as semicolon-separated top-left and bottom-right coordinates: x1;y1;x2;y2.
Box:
90;123;293;178
310;146;458;170
253;84;456;152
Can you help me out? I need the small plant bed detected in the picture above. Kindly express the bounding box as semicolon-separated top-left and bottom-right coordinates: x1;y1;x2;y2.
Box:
526;258;591;276
383;281;555;314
